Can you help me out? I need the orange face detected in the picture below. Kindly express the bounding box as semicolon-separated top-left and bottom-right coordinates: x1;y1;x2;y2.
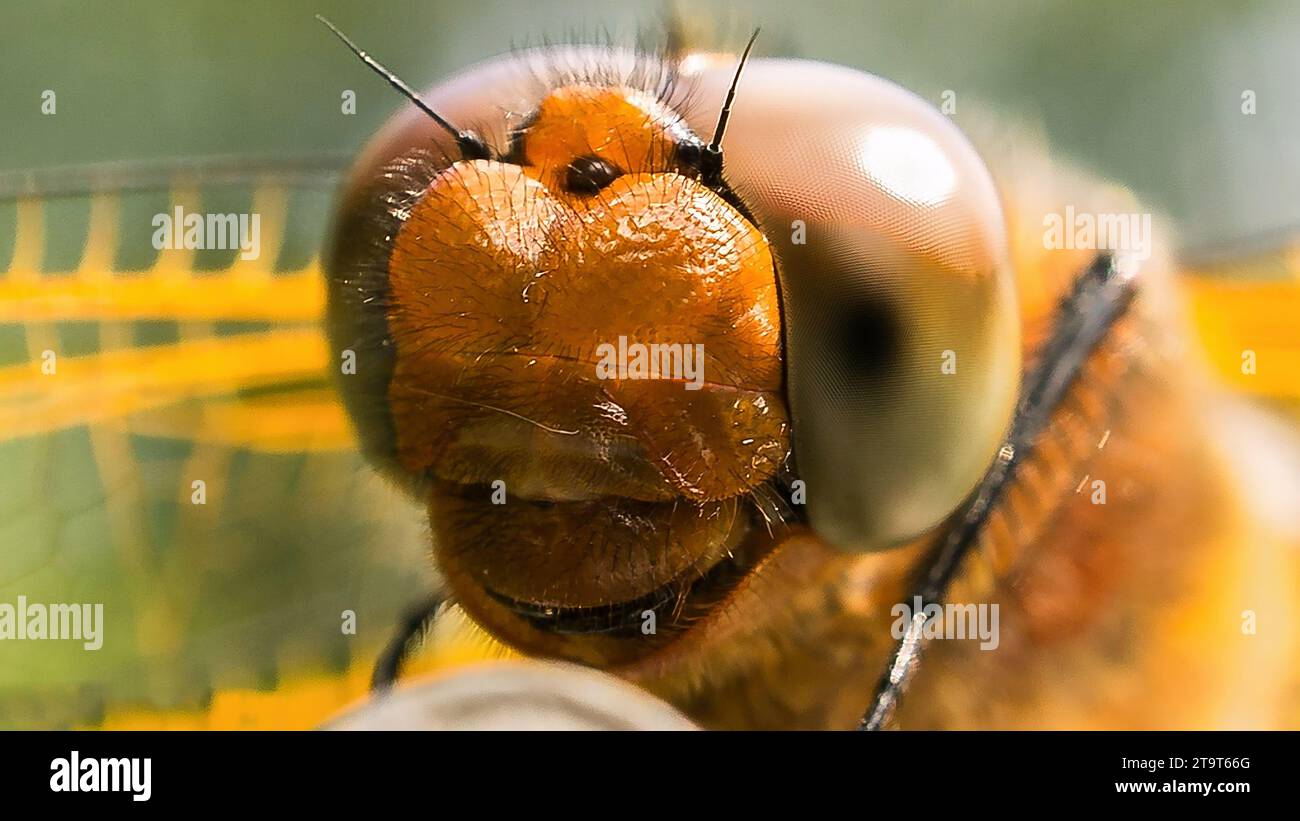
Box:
381;85;791;664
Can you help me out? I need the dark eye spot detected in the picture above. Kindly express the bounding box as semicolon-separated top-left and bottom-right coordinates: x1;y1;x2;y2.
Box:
833;297;899;378
564;155;621;194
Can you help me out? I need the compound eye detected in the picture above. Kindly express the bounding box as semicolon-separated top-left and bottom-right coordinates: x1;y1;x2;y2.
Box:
675;59;1022;551
563;155;622;194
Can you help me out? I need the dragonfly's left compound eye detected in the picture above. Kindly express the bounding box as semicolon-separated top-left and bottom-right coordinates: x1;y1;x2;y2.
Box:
678;58;1022;552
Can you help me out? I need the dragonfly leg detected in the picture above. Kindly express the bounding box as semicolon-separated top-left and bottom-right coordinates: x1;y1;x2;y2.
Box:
371;594;446;693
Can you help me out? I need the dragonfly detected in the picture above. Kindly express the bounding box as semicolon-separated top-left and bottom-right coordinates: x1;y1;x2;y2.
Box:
2;49;1299;731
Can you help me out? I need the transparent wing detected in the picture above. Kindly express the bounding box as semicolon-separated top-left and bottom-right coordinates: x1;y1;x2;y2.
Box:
0;158;436;729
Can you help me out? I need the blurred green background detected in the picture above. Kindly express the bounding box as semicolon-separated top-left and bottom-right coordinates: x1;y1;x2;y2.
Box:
2;0;1297;248
0;0;1296;728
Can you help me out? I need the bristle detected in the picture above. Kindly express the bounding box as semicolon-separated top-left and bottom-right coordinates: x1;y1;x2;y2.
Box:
949;311;1159;615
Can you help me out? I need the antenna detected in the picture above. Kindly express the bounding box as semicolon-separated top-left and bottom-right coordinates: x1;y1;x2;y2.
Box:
701;28;760;186
316;15;491;160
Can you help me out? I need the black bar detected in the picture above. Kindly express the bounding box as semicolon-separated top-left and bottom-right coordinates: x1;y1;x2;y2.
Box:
2;730;1283;807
